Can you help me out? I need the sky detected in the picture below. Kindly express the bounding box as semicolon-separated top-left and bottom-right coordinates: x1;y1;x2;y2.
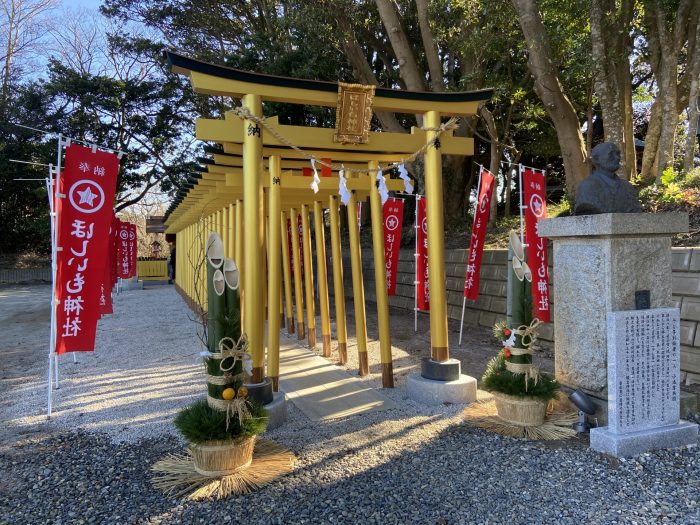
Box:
67;0;103;9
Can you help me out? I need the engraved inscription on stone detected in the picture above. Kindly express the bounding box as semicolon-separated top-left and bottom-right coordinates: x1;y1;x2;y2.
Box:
607;308;680;434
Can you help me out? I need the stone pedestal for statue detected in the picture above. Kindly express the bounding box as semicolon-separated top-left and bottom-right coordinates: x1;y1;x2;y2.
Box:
538;212;689;422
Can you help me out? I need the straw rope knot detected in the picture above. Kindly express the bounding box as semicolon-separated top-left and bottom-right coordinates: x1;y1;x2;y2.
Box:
515;318;542;348
420;117;460;133
205;335;255;430
212;335;253;376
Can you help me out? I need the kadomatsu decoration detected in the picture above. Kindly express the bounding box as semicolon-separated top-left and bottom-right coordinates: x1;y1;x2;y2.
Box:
152;232;294;499
463;230;576;440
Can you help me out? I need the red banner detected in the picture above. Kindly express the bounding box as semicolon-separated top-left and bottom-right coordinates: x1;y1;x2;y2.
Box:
99;218;116;316
523;169;550;322
99;271;113;316
55;144;119;354
117;220;131;279
383;198;404;296
110;215;119;286
416;196;429;311
464;168;496;300
128;223;137;277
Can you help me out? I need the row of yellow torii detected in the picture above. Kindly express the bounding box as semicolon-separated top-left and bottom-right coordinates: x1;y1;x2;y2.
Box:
163;52;492;391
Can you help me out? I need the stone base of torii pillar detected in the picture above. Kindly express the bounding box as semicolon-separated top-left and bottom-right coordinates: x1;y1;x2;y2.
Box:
407;358;477;405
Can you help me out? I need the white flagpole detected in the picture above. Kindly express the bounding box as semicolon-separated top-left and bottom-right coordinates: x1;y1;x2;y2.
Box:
46;166;56;417
414;196;419;332
459;167;484;347
518;164;526;247
54;136;66;383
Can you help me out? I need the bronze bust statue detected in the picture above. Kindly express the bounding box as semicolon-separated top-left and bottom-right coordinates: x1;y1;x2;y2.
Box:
574;142;642;215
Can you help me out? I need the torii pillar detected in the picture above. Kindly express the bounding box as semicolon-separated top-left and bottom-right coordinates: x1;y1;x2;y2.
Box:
241;93;273;403
406;110;477;405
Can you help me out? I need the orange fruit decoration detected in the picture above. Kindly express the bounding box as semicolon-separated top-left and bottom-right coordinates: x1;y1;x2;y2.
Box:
222;387;236;400
237;386;249;398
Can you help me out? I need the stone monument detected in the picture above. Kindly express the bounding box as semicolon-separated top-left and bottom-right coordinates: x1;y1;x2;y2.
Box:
589;308;697;456
538;213;688;412
574;142;642;215
538;142;690;432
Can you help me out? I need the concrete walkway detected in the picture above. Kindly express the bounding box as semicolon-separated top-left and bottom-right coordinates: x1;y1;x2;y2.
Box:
278;335;396;421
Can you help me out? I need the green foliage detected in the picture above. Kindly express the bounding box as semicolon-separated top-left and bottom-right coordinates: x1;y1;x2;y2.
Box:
547;198;572;218
660;167;679;187
678;168;700;190
639;167;700;212
174;398;268;444
481;350;559;401
0;84;60;254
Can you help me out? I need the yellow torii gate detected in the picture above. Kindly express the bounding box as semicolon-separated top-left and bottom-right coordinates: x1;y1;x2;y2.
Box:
163;51;491;396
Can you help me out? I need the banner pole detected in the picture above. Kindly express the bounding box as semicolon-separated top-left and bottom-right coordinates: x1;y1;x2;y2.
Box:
53;135;66;389
46;169;56;417
459;167;483;347
518;164;525;247
458;297;466;346
414;196;419;332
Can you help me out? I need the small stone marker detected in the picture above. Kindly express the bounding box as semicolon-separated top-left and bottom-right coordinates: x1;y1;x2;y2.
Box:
590;308;698;457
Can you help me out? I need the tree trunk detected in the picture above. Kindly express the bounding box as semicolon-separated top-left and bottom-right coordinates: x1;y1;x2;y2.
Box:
683;17;700;173
415;0;443;91
374;0;425;91
504;151;522;217
641;0;694;182
340;26;405;133
1;1;18;118
480;106;501;227
590;0;635;180
332;4;404;132
511;0;588;196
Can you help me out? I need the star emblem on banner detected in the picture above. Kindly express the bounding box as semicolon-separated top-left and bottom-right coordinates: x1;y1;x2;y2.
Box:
529;194;545;218
77;187;98;206
68;180;105;214
385;215;399;231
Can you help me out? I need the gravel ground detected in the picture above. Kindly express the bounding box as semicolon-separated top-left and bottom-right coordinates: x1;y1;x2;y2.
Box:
1;284;203;444
1;284;699;525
